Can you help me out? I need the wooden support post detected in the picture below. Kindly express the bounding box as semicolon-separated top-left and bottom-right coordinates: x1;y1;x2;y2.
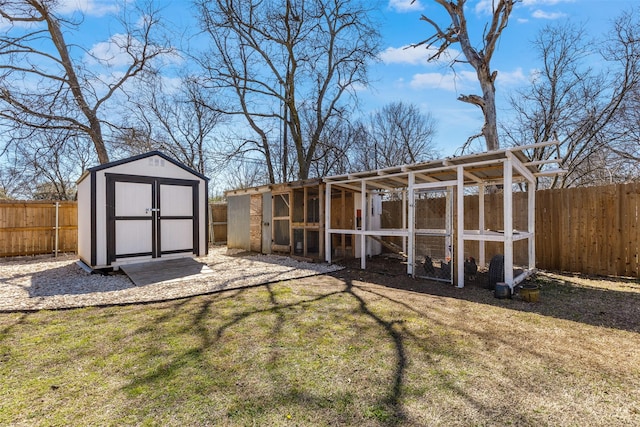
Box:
445;187;453;285
302;187;307;256
288;190;293;255
479;184;485;268
360;180;367;270
504;157;514;285
325;183;331;263
528;180;536;270
402;190;407;254
367;191;372;257
457;166;465;288
407;173;415;276
319;183;325;261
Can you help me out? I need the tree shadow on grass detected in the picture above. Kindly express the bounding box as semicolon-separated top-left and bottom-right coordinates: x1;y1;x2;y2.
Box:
118;277;414;425
330;267;640;333
113;266;639;426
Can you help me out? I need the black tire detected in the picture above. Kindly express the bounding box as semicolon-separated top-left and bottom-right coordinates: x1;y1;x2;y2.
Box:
487;254;504;290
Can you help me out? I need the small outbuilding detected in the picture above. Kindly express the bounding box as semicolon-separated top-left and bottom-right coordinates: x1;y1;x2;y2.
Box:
323;141;565;289
224;179;383;260
77;151;209;270
223;142;564;291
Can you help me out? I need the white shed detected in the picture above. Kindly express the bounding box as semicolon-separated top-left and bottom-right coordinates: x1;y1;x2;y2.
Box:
77;151;209;270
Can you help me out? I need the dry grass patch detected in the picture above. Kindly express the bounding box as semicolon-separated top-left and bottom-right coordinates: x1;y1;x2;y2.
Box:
0;270;639;426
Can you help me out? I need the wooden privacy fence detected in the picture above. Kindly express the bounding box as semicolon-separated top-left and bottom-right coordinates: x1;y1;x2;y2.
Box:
0;201;78;257
209;203;228;244
1;186;638;277
381;183;640;277
536;183;640;277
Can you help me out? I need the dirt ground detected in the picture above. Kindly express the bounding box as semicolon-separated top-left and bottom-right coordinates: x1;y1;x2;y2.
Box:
335;253;640;333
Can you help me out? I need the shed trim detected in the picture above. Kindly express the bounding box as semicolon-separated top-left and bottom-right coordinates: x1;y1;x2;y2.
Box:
77;151;209;184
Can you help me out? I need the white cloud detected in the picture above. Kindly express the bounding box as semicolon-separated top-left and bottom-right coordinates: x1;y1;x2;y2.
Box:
87;33;182;69
0;0;123;32
55;0;121;17
86;34;140;67
479;0;574;15
409;70;477;91
522;0;575;5
495;67;528;87
410;73;454;91
160;76;184;95
531;9;567;19
388;0;424;13
408;67;525;92
380;45;458;66
475;0;495;15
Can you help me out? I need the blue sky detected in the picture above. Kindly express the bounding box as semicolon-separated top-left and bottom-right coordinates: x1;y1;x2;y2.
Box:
362;0;637;155
2;0;637;158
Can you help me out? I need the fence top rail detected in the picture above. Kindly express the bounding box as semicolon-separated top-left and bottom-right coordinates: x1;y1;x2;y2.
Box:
0;200;77;206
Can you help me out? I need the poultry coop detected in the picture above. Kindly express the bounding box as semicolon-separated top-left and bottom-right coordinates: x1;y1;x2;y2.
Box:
323;141;565;289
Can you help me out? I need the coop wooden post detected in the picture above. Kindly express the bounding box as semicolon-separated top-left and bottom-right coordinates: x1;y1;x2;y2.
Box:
456;165;465;288
504;156;514;285
319;183;325;262
360;180;367;270
407;173;415;276
479;184;485;267
528;181;535;270
325;182;332;264
402;190;407;254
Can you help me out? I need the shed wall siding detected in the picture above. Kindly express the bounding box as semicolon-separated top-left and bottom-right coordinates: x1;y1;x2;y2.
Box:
77;176;92;263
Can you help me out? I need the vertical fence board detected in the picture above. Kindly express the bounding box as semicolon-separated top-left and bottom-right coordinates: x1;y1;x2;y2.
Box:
631;185;640;276
208;203;228;244
0;201;78;257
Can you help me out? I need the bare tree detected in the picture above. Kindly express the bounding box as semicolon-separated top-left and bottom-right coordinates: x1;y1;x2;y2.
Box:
224;157;270;190
308;117;362;178
116;74;227;176
0;0;173;164
195;0;380;182
354;101;439;170
609;84;640;173
503;10;640;188
412;0;517;151
1;128;94;199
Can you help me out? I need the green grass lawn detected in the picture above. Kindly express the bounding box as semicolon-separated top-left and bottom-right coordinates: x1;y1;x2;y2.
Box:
1;271;639;426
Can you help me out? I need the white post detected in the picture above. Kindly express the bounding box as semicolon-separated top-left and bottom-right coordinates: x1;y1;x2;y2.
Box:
407;173;415;276
456;166;465;288
445;187;454;285
325;183;332;264
479;184;485;268
504;157;514;286
360;180;367;270
528;180;536;270
402;190;407;254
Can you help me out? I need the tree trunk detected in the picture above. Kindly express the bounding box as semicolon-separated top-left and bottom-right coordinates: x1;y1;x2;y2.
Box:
39;1;110;164
480;75;499;151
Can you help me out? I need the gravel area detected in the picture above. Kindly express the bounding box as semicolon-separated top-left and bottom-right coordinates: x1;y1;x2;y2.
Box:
0;247;343;311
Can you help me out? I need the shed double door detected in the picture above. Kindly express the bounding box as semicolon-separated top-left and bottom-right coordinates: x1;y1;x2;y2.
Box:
106;174;199;263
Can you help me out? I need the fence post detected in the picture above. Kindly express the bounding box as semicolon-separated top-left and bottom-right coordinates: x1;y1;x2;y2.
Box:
54;201;59;257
